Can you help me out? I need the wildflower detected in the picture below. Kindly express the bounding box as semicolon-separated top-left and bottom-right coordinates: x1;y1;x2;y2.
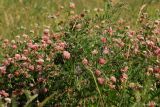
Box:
16;35;20;39
75;24;82;30
113;38;125;47
37;77;45;83
30;43;39;50
7;58;12;62
3;60;10;66
12;44;17;49
28;65;35;71
0;66;6;74
0;90;9;97
148;101;155;107
153;67;160;73
134;45;139;54
55;45;63;51
23;49;29;55
14;71;20;77
82;58;89;65
5;97;11;104
12;89;23;96
120;73;128;82
22;34;28;39
36;58;44;65
155;73;160;79
69;2;75;9
137;35;144;40
97;77;105;85
58;42;66;48
23;72;30;78
148;67;153;72
95;69;101;77
29;83;34;87
154;47;160;56
92;49;98;55
42;43;48;48
146;40;155;47
63;51;71;60
98;58;106;65
128;30;135;37
110;76;116;83
47;39;52;44
3;39;9;44
44;29;50;35
52;33;62;40
22;62;29;68
43;88;48;93
102;29;107;34
14;54;21;60
42;35;49;41
8;74;13;79
108;82;116;89
103;46;109;54
55;42;66;51
21;55;27;61
120;66;129;72
101;37;107;43
11;40;16;44
108;27;113;36
36;65;43;72
94;25;100;29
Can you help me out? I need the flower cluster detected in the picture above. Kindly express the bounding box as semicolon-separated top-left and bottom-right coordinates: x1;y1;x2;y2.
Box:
0;3;159;106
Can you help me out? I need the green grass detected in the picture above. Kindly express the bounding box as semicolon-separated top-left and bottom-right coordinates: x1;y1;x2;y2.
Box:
0;0;104;39
0;0;159;39
0;0;160;106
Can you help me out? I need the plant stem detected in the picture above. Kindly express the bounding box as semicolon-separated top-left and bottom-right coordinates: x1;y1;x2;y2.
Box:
86;67;105;107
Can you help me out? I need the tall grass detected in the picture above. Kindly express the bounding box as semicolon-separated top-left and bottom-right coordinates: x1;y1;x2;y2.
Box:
0;0;159;39
0;0;159;106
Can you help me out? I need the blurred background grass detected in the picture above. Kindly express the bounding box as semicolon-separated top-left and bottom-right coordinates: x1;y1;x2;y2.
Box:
0;0;159;39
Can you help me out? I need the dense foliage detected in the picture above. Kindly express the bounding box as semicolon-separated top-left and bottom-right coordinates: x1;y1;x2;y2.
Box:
0;1;160;107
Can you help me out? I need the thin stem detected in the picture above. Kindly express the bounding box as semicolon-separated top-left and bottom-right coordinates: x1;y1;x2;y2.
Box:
86;67;105;107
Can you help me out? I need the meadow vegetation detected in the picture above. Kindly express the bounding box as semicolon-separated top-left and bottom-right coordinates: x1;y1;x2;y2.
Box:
0;0;160;106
